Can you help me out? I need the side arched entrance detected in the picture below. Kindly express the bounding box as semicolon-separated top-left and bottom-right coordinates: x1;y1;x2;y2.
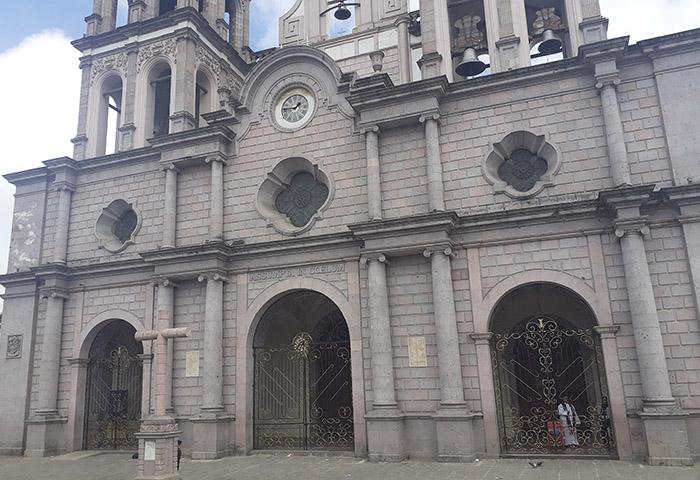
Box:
489;283;616;457
83;320;143;450
252;290;354;451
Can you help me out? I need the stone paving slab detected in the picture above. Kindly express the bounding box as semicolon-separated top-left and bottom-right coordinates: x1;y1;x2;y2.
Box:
0;453;698;480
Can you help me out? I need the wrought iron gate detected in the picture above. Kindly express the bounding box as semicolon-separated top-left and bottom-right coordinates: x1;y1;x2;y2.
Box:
84;346;142;450
491;317;615;456
254;332;354;450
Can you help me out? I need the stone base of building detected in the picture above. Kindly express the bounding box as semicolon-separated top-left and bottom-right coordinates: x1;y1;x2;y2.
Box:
24;415;68;457
434;406;477;462
639;411;694;466
365;408;406;462
135;417;182;480
190;413;235;460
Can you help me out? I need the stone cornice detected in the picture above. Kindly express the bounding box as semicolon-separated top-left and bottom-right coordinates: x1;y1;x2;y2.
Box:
72;8;250;74
597;185;656;212
638;27;700;59
349;211;459;238
579;36;630;65
659;183;700;207
149;124;236;168
3;167;49;187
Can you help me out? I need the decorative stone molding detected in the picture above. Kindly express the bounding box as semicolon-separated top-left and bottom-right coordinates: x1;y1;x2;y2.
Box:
95;199;142;253
423;246;455;258
613;217;650;239
483;130;561;199
469;332;492;345
194;44;225;88
197;272;228;283
360;253;388;266
6;335;22;359
594;325;620;338
255;156;334;236
418;111;441;125
40;288;69;300
90;53;128;85
137;39;177;73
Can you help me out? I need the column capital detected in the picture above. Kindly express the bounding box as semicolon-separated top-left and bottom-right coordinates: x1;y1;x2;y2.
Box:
423;245;455;258
205;154;228;166
67;357;90;367
469;332;493;345
161;163;181;173
360;124;380;136
419;110;441;124
394;13;411;26
614;217;650;239
54;181;76;193
40;288;69;300
360;253;388;266
197;272;228;283
153;277;179;289
595;71;621;91
594;325;620;338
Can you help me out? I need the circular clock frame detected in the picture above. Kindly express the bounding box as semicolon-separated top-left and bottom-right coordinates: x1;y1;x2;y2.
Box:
273;87;316;132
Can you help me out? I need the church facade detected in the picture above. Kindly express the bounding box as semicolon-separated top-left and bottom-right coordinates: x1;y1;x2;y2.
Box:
1;0;699;468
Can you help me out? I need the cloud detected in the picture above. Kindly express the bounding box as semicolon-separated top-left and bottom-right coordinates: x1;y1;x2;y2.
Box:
250;0;296;50
0;30;80;307
601;0;700;42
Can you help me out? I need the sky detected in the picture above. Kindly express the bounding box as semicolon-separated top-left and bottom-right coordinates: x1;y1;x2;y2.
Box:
0;0;698;308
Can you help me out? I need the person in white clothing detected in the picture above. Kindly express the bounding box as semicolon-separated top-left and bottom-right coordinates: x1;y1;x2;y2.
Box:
557;395;580;447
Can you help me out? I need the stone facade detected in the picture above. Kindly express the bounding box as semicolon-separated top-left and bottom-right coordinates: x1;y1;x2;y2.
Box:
1;0;699;473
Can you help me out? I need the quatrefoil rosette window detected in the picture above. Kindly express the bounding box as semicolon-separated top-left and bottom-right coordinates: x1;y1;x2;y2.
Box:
256;157;334;236
95;199;142;253
483;131;561;199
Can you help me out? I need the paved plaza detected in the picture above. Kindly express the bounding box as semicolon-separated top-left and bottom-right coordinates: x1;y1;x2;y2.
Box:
0;453;698;480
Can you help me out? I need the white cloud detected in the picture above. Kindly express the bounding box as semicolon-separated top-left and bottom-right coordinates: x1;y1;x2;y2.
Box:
601;0;700;43
0;31;80;307
251;0;296;50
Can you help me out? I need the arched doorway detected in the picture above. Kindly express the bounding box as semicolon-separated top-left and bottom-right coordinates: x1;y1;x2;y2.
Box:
253;290;354;451
490;283;615;457
83;320;143;450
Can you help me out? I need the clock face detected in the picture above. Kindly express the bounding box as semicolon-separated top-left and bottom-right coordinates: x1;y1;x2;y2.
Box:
274;88;315;130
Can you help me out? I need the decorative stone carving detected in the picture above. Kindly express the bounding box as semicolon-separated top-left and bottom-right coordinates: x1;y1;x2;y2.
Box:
95;199;142;253
137;39;177;72
195;45;223;87
483;131;561;199
6;335;22;359
90;53;128;85
256;157;334;236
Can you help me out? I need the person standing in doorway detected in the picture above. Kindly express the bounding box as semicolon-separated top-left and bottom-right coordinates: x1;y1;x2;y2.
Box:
557;395;580;447
177;439;182;471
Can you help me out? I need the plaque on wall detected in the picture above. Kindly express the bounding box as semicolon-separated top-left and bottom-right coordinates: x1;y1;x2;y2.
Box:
144;441;156;461
408;336;427;367
185;350;200;377
6;335;22;359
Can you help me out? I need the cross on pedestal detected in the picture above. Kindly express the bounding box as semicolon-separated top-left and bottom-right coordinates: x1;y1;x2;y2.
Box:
134;325;189;480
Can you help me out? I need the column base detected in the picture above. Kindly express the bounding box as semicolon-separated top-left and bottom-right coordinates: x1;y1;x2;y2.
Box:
365;407;406;462
639;410;694;466
190;411;235;460
135;417;182;480
24;415;68;457
434;405;477;462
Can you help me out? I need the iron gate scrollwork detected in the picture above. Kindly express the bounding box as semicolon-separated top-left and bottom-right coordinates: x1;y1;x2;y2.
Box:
491;317;616;456
254;329;354;451
84;346;143;450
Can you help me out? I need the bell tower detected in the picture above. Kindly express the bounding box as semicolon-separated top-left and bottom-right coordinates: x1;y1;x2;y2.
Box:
72;0;250;160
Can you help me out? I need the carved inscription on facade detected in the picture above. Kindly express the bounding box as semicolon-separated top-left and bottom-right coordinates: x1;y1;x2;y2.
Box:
408;336;427;367
6;335;22;359
249;263;346;282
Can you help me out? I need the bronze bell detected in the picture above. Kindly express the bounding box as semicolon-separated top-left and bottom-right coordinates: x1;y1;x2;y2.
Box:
538;29;563;55
334;5;352;20
455;47;487;77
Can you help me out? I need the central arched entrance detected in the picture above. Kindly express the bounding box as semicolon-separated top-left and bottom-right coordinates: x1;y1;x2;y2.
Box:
83;320;143;450
253;290;354;451
490;283;616;457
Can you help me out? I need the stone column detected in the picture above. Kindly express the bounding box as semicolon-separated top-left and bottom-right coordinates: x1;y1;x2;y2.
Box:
424;246;473;461
597;74;631;187
36;290;67;416
363;126;382;221
156;280;176;413
420;112;445;212
199;273;225;412
614;218;692;465
417;0;453;80
361;254;405;462
162;165;178;248
469;333;499;456
395;15;412;84
128;0;148;23
206;156;225;242
53;185;74;264
139;353;154;417
118;44;139;151
170;32;197;133
72;60;92;160
483;0;530;73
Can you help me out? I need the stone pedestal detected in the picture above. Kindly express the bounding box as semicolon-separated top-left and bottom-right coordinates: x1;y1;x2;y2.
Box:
190;414;234;460
24;416;67;457
639;412;693;466
434;407;475;462
365;409;406;462
136;418;182;480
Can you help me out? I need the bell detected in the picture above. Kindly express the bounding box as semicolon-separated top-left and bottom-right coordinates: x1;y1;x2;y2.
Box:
538;29;563;55
334;5;352;20
455;47;487;77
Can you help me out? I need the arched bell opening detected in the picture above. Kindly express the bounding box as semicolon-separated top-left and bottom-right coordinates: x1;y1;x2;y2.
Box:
489;283;617;457
83;320;143;450
252;290;354;451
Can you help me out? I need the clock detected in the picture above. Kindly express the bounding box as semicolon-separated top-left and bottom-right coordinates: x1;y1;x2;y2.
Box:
273;87;316;131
